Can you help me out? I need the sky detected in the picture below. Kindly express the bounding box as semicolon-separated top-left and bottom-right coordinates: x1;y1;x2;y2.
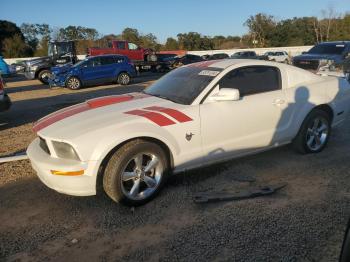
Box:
2;0;350;43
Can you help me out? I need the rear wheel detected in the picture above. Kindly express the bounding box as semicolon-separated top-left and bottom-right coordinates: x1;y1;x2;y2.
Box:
66;76;81;90
293;109;331;154
117;72;131;85
38;69;52;84
103;140;169;206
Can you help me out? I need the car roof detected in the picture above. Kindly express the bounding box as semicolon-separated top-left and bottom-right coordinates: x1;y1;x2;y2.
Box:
201;59;274;69
319;41;350;45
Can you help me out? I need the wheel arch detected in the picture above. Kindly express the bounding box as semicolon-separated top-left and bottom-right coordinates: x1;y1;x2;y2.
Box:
313;104;334;122
95;136;174;195
117;70;130;77
293;103;334;141
35;67;50;78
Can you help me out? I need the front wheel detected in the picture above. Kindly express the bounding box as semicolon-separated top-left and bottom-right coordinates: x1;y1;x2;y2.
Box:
293;109;331;154
117;72;131;85
38;69;52;84
66;76;81;90
103;140;169;206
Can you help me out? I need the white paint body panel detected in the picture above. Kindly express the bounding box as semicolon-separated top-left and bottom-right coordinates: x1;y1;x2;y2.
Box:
27;60;350;196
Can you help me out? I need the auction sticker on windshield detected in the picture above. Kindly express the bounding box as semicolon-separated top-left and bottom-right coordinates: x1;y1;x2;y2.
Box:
198;70;220;77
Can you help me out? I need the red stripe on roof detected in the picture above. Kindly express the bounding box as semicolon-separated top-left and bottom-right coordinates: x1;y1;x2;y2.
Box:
144;106;192;123
125;109;176;126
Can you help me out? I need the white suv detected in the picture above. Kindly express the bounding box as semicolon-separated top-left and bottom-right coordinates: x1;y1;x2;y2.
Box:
265;51;290;64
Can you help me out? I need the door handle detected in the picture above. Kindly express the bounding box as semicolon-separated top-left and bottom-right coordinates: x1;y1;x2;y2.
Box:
272;99;285;106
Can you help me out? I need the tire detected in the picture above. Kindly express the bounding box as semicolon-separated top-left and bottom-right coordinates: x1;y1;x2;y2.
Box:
38;69;51;84
66;76;81;90
103;139;169;206
117;72;131;85
292;109;331;154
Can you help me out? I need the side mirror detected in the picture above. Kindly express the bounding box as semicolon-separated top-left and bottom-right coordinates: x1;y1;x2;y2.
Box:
302;51;307;54
209;88;240;102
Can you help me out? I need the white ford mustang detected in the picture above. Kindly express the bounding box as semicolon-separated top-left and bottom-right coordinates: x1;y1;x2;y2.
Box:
27;59;350;205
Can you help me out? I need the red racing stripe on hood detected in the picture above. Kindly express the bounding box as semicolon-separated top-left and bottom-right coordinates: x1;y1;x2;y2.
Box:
125;109;176;126
87;95;134;108
144;106;192;123
33;103;90;133
33;93;149;133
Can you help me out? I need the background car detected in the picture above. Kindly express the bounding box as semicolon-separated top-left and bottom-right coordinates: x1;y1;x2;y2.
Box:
28;60;350;206
0;56;16;77
49;54;136;90
264;51;290;63
293;41;350;71
0;74;11;112
230;51;268;60
205;53;230;60
163;54;204;69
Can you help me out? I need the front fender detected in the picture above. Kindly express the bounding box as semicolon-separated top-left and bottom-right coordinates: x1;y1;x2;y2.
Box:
76;122;180;177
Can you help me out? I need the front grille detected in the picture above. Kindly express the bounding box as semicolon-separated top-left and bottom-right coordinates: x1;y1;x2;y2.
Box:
39;137;50;155
293;60;319;70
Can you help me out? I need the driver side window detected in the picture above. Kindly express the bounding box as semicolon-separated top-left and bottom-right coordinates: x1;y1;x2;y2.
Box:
128;43;138;50
218;66;281;97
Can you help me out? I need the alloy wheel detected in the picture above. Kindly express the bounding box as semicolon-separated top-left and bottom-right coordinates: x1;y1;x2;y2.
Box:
67;78;80;89
305;116;329;151
119;74;130;85
120;153;163;200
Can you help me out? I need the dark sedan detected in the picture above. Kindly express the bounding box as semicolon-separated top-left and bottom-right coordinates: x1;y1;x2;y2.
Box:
163;54;204;69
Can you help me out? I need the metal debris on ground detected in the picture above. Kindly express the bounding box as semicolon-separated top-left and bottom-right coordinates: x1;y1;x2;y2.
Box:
193;183;287;203
0;151;28;164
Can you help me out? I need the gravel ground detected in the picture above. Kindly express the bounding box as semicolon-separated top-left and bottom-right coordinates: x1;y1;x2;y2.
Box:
0;75;349;261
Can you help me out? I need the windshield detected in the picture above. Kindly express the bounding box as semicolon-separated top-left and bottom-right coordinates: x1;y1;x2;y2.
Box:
48;42;72;57
308;43;346;55
144;66;222;105
72;59;88;68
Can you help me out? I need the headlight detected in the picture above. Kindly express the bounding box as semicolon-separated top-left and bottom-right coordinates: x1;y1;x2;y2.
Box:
31;65;38;71
319;59;335;66
51;141;80;161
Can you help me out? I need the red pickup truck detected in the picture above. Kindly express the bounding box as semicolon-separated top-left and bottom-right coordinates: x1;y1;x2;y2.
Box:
88;40;157;62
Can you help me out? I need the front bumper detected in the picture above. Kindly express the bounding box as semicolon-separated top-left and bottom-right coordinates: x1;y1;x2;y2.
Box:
27;138;97;196
0;92;11;112
24;70;36;80
48;76;66;87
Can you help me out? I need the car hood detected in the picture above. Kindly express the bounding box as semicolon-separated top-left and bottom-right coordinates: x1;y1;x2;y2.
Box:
34;92;187;140
293;53;342;62
26;56;51;66
51;63;73;75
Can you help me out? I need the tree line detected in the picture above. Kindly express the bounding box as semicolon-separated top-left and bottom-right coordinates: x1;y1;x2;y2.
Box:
1;9;350;58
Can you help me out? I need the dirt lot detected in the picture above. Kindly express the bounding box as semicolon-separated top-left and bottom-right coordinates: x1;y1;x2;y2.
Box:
0;74;349;261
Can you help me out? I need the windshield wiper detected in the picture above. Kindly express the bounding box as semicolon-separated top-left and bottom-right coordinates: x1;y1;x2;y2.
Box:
145;93;179;103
